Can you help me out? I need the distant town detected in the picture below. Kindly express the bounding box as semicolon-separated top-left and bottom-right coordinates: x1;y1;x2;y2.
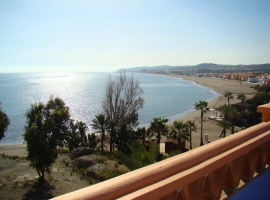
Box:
122;63;270;85
165;70;269;86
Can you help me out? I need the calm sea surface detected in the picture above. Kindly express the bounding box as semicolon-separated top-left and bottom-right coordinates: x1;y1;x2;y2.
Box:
0;72;219;144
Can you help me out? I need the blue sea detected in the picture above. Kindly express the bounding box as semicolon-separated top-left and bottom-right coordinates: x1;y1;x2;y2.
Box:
0;72;219;144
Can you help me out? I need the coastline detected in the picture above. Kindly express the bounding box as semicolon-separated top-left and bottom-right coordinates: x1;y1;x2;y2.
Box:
0;74;256;154
163;74;255;148
167;74;255;122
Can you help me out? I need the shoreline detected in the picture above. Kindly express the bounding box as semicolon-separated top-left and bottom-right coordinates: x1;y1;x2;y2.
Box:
166;74;255;118
0;74;256;153
163;74;255;147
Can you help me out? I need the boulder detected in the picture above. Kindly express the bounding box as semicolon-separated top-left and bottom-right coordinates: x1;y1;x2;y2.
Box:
15;174;39;182
70;147;92;160
84;163;115;180
72;155;95;169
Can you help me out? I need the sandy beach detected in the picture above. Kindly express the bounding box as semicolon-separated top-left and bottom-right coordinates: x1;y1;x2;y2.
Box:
0;74;256;154
164;74;255;148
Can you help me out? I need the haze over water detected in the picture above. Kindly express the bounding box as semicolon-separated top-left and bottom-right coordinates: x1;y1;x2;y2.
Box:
0;72;219;144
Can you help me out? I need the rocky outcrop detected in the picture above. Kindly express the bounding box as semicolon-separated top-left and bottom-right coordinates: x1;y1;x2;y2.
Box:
70;147;92;160
72;155;95;169
83;163;114;180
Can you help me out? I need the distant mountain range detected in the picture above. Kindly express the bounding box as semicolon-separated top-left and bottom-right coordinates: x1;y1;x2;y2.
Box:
117;63;270;73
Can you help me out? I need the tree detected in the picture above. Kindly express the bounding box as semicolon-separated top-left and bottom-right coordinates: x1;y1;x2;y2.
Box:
229;108;241;134
218;120;230;138
194;101;210;146
114;124;139;154
102;71;144;152
77;121;88;147
148;117;169;153
66;120;88;151
87;133;99;149
65;120;81;151
23;96;70;181
251;92;270;106
135;127;156;146
168;120;190;149
0;103;10;141
185;120;197;149
237;93;247;114
219;104;232;120
239;75;242;85
224;92;233;105
146;128;155;142
137;127;147;146
91;113;108;152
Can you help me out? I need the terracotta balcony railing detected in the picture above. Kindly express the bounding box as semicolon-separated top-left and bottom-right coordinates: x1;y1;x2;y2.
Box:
53;103;270;200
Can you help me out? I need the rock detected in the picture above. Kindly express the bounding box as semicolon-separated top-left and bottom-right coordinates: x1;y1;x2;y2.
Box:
72;155;96;168
83;163;115;180
70;147;92;160
14;174;39;182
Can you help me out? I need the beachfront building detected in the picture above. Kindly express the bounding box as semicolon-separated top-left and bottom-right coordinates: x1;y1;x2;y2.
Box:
248;76;258;83
209;72;270;85
53;103;270;200
258;75;270;86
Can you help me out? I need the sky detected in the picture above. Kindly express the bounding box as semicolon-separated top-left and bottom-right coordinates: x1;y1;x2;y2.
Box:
0;0;270;73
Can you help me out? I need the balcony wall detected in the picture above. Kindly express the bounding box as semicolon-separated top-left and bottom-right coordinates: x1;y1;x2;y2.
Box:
258;103;270;122
53;104;270;200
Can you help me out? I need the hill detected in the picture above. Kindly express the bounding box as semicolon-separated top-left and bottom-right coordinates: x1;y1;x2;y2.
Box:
117;63;270;73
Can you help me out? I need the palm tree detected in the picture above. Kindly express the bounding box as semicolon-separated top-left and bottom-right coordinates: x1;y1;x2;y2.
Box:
219;104;232;120
146;128;155;142
91;113;108;152
224;92;234;105
194;101;210;146
229;108;241;134
237;93;247;114
169;120;190;149
185;120;197;149
218;120;230;138
148;117;169;153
